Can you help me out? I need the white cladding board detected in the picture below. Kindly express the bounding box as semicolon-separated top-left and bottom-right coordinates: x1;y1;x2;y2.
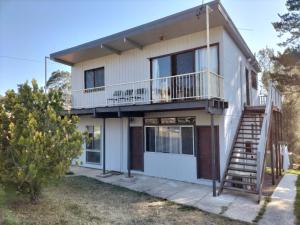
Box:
71;27;223;91
144;152;197;182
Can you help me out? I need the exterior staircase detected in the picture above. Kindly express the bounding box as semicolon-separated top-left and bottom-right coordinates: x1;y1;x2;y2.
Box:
219;106;265;195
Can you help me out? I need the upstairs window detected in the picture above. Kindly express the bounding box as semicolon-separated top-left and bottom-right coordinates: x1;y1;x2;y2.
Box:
84;67;105;89
251;71;257;90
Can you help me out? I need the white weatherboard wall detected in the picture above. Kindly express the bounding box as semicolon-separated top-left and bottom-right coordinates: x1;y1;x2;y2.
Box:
72;26;259;184
71;26;224;108
142;110;222;184
219;29;259;179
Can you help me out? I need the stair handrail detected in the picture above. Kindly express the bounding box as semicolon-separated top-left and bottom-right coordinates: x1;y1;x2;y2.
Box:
218;109;244;195
256;80;276;194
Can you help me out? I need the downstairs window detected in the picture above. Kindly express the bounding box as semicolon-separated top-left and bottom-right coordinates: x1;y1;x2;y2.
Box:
86;125;101;164
145;125;194;155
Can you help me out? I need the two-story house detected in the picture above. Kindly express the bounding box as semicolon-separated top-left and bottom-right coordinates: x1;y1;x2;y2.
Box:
50;1;283;199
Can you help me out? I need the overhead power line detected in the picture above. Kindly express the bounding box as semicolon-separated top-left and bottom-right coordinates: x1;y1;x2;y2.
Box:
0;55;61;65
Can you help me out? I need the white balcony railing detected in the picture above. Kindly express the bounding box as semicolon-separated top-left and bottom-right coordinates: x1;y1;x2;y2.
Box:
71;71;224;109
258;87;282;110
256;80;282;199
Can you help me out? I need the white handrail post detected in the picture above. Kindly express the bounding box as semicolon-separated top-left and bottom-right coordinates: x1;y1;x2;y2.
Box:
133;82;135;104
256;152;260;191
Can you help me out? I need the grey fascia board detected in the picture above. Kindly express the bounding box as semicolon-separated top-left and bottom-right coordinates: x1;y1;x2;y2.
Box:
50;57;74;66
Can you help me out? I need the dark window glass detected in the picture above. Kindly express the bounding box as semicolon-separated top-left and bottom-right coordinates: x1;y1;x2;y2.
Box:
86;126;94;149
146;127;156;152
175;51;194;74
95;68;105;87
174;51;195;98
181;127;193;155
152;56;171;78
86;151;100;164
84;67;105;89
251;71;257;89
85;71;94;89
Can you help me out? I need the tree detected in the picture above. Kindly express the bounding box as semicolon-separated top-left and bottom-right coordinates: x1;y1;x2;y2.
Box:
272;0;300;47
0;80;84;203
270;0;300;162
46;70;71;109
256;47;276;88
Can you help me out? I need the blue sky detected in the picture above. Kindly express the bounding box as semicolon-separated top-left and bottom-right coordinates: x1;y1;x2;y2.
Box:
0;0;287;95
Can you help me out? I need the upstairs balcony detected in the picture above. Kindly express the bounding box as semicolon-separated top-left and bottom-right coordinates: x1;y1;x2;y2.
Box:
71;71;224;109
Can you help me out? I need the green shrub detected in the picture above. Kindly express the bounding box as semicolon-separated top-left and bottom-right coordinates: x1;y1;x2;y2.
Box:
0;80;84;203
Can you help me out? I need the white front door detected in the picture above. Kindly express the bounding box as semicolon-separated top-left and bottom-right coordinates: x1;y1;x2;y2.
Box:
106;118;122;172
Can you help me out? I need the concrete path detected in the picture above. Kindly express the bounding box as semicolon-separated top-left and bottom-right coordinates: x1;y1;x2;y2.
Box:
71;166;265;223
259;173;297;225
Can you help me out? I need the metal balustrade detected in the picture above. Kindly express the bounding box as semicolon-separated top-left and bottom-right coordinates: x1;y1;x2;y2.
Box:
256;80;282;200
258;86;282;110
71;71;224;109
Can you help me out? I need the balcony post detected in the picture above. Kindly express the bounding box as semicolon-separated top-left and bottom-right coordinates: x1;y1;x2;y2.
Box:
206;5;211;99
210;113;217;197
127;117;132;177
103;117;106;174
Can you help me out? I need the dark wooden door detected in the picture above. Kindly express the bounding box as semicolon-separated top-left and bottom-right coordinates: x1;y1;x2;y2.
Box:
245;68;251;105
130;127;144;171
197;126;220;180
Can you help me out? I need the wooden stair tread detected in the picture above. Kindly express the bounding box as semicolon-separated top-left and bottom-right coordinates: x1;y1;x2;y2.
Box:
233;146;258;149
243;115;264;117
230;161;257;167
231;156;256;160
223;186;258;194
238;132;261;135
237;137;260;140
224;179;257;186
235;141;258;145
240;124;262;127
227;173;257;179
228;167;257;173
232;152;257;156
239;128;261;131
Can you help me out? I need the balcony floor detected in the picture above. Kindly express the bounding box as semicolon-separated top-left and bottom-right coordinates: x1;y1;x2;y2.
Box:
69;99;228;117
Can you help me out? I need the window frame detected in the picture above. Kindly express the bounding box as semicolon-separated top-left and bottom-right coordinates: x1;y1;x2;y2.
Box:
144;124;195;156
149;43;220;79
84;67;105;90
85;125;102;165
251;71;258;90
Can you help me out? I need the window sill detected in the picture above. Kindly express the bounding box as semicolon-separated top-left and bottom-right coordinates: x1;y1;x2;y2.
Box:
84;87;105;93
145;151;195;157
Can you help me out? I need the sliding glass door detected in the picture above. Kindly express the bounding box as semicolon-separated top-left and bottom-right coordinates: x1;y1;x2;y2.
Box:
152;56;171;102
173;51;195;99
195;46;218;97
151;45;219;102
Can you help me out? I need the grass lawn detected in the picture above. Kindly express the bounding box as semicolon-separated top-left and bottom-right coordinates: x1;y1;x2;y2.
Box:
0;176;249;225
